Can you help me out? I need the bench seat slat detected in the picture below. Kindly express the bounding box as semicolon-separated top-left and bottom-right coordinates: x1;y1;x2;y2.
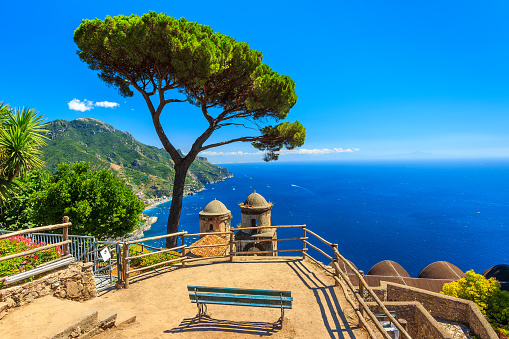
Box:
189;293;292;307
190;292;293;302
190;299;293;309
187;285;291;297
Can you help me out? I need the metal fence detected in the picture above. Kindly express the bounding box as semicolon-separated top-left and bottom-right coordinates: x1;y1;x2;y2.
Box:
1;229;122;292
0;230;98;263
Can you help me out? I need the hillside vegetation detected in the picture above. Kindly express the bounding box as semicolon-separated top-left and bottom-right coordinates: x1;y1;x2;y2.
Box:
40;118;231;198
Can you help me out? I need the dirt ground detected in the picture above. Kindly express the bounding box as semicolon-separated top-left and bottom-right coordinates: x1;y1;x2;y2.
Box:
93;256;369;339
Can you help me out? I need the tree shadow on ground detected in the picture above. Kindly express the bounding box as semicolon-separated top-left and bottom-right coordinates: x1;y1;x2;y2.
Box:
286;260;360;339
166;314;281;336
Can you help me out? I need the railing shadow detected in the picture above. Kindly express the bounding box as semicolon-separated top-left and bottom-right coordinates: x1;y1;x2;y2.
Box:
286;260;359;339
166;314;281;336
120;257;297;288
124;265;180;285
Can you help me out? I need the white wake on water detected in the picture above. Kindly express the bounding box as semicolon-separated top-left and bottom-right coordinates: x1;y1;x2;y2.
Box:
291;184;316;195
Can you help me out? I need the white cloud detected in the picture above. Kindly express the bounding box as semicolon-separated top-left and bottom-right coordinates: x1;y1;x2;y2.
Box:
201;148;359;157
95;101;119;108
68;99;120;112
68;99;94;112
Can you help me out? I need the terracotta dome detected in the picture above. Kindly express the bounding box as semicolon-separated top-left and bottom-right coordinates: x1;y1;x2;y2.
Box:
242;192;271;208
199;199;230;216
367;260;410;278
417;261;465;280
483;264;509;291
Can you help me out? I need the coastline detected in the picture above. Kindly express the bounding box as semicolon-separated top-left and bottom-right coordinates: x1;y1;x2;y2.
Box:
106;216;159;243
143;198;171;212
133;172;234;242
141;172;234;212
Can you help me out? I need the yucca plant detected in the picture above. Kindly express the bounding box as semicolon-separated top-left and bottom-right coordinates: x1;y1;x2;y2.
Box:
0;102;48;204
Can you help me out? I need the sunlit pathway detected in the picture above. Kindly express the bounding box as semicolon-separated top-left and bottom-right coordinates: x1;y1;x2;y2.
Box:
93;257;368;338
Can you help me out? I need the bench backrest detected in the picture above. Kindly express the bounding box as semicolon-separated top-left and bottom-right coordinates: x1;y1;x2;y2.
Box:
187;286;291;298
188;285;292;308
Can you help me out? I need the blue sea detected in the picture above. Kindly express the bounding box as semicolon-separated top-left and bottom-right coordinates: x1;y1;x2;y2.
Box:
143;159;509;277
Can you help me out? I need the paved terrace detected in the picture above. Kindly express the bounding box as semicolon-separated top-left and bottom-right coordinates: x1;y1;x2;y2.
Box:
94;256;369;339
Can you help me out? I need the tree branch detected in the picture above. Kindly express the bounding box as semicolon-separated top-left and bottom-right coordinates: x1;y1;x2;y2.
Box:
147;76;157;96
216;122;256;130
164;98;187;104
152;105;182;162
200;136;262;151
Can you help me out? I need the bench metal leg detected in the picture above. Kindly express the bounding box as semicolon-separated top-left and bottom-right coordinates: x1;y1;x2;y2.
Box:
279;292;285;327
197;303;208;321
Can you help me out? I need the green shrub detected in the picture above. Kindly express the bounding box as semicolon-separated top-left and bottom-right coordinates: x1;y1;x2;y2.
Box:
129;244;179;269
0;236;62;287
31;162;145;239
442;270;509;331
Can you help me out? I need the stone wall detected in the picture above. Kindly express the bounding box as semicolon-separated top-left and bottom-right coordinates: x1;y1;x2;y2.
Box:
383;282;498;339
367;301;451;338
240;210;271;229
0;262;97;317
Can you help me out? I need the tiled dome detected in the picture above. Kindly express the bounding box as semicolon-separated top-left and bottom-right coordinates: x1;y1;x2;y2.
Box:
483;264;509;291
418;261;465;280
243;192;270;208
199;199;230;216
367;260;410;278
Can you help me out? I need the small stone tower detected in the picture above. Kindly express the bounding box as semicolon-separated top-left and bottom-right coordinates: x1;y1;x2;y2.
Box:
199;199;231;236
236;192;277;255
240;192;272;231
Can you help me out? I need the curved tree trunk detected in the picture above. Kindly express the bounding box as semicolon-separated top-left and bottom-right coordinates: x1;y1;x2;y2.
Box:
166;162;190;248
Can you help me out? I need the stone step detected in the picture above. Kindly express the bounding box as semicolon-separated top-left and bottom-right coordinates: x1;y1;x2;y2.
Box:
0;295;136;338
0;296;98;338
82;296;136;329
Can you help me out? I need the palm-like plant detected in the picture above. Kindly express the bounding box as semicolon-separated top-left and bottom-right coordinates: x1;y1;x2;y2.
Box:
0;102;48;202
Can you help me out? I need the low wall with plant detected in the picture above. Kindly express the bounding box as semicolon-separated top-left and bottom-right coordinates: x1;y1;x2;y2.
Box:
382;281;498;339
367;301;451;339
0;235;64;286
0;262;97;318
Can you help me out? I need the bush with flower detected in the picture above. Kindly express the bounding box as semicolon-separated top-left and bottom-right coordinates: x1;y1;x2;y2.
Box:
0;236;62;286
129;244;179;269
442;269;509;332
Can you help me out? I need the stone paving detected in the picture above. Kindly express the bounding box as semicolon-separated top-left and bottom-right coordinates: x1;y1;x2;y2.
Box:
436;319;476;339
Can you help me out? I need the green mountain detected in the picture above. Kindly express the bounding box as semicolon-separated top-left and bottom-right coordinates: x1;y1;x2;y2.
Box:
40;118;232;198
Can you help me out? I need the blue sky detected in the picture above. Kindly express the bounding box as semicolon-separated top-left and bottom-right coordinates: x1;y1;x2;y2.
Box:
1;1;509;163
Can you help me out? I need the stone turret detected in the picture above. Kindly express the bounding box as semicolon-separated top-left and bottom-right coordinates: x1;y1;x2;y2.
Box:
198;199;231;236
239;191;272;233
236;191;277;256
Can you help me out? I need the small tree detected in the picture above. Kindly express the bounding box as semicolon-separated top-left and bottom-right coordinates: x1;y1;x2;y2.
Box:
31;162;144;239
0;169;49;230
74;12;306;246
0;103;47;203
442;270;509;331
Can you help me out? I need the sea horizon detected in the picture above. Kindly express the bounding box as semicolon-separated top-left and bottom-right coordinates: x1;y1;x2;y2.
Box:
144;158;509;277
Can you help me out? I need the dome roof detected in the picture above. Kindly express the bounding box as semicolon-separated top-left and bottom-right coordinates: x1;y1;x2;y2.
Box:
242;192;271;208
483;264;509;291
199;199;230;216
367;260;410;278
418;261;465;280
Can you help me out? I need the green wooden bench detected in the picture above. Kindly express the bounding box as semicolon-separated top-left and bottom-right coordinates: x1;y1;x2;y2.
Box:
187;286;293;325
